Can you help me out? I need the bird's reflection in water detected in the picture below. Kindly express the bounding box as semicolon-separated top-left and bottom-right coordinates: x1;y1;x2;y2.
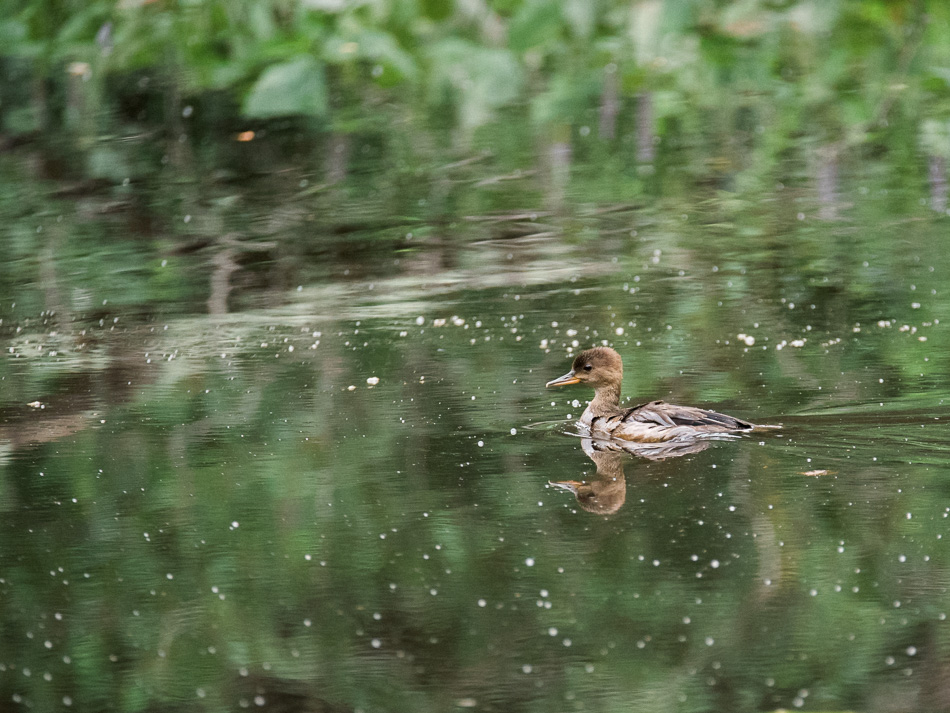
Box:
549;435;719;515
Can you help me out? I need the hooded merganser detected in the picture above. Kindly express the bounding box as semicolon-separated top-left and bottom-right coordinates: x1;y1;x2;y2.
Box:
546;346;776;442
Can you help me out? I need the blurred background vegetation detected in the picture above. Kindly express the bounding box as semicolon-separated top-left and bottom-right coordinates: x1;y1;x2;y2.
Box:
3;0;950;216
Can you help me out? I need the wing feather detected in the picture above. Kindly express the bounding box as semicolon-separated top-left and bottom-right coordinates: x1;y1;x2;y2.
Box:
624;400;753;432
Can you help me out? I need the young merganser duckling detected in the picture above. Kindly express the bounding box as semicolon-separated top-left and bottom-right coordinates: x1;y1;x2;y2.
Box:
546;346;775;442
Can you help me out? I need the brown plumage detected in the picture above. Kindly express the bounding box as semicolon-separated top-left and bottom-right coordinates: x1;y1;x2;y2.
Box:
546;346;775;442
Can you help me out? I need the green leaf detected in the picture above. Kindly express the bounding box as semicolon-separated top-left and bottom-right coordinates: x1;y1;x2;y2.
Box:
420;0;452;21
0;18;29;47
324;29;418;84
357;29;418;82
509;0;562;53
242;55;328;119
428;39;523;133
563;0;596;40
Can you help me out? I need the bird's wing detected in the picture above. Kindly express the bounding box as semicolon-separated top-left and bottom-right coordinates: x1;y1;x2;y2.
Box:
622;400;753;431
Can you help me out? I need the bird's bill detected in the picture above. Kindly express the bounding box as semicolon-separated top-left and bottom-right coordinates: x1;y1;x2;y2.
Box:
546;371;580;387
549;480;581;494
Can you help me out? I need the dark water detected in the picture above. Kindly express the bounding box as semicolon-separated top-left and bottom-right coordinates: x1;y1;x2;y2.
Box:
2;152;950;713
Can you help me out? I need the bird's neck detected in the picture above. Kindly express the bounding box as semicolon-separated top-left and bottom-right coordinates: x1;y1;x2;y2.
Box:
589;384;622;416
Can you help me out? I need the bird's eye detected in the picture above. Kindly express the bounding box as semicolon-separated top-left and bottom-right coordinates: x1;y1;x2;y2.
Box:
583;364;593;372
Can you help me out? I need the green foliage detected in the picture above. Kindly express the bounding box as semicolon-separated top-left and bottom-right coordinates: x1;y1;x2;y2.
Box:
427;38;523;134
920;118;950;158
243;55;328;118
508;0;563;52
0;0;942;195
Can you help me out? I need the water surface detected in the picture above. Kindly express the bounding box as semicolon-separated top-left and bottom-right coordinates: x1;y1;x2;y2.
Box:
2;193;949;712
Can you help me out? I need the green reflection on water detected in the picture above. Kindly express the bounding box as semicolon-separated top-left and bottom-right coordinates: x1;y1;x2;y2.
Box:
1;232;948;711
